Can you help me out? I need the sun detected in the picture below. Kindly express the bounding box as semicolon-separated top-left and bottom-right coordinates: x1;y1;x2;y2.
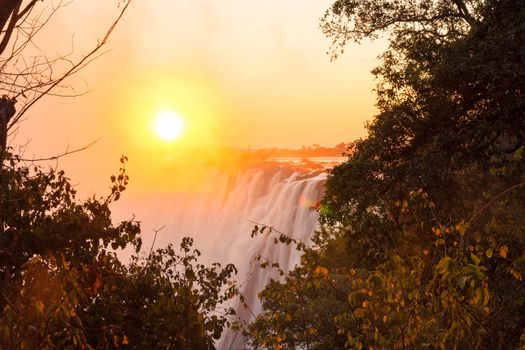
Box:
154;111;185;141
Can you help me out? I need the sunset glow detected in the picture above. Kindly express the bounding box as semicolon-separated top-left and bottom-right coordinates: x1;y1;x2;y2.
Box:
12;0;383;195
154;111;185;141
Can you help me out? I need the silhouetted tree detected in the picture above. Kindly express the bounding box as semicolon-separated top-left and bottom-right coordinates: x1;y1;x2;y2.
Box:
249;0;525;348
0;0;131;158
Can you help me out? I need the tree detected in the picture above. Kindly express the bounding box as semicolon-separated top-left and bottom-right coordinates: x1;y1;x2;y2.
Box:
247;228;350;350
321;0;525;287
83;238;238;349
0;153;239;348
329;1;525;347
0;0;131;157
321;0;479;60
249;0;525;348
0;153;142;348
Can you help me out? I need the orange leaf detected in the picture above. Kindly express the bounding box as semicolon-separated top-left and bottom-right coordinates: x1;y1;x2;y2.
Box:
499;245;509;259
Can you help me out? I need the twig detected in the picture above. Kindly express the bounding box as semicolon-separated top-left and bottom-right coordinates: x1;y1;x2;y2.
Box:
247;219;308;247
10;0;133;127
466;182;525;230
18;138;100;162
148;225;166;259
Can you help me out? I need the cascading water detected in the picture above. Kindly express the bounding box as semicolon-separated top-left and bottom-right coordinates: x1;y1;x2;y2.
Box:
112;159;336;349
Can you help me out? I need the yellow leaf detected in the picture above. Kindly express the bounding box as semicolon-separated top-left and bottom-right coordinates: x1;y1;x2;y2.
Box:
472;288;482;305
354;308;366;318
455;220;467;236
483;287;489;306
499;245;509;259
35;301;44;314
90;273;102;296
314;265;329;277
509;267;523;281
276;334;286;343
485;248;493;258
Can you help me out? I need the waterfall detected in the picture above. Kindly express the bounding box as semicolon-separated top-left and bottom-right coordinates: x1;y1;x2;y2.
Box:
112;159;333;349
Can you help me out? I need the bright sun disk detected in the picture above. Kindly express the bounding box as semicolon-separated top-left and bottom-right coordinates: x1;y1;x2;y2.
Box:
154;111;185;141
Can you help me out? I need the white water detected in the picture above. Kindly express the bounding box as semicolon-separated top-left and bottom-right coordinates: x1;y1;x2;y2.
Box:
112;160;331;349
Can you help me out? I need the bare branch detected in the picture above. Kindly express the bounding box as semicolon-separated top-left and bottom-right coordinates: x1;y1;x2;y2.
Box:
16;0;38;21
11;0;132;127
148;225;166;259
17;138;100;162
466;182;525;231
451;0;477;26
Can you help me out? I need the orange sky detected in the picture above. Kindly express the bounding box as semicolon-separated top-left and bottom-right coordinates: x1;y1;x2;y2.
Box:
12;0;385;195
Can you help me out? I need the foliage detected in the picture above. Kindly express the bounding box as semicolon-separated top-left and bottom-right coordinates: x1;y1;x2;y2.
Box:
0;153;238;349
0;152;140;348
248;0;525;349
83;238;238;350
321;0;479;59
247;226;350;350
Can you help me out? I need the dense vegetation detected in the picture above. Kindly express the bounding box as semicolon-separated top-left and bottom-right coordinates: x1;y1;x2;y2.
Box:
247;0;525;349
0;153;238;349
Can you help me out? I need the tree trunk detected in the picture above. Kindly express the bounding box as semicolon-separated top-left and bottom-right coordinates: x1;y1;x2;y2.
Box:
0;1;21;32
0;96;15;161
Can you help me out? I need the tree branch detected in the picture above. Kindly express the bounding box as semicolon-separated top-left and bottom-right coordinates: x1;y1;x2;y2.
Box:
17;139;100;162
0;0;21;33
466;182;525;230
0;0;21;55
16;0;38;21
451;0;477;26
10;0;132;127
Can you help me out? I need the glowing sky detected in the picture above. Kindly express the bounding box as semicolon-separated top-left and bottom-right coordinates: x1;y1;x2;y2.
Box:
12;0;385;194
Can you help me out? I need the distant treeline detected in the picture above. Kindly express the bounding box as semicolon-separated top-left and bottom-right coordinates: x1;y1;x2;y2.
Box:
238;142;350;159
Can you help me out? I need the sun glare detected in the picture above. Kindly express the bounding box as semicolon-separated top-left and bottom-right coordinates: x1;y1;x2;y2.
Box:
154;111;185;141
